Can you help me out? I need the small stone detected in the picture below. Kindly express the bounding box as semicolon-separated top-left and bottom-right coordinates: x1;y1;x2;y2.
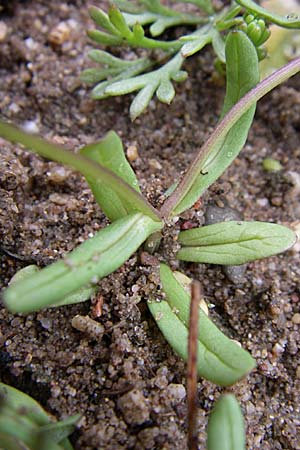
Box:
256;198;269;207
291;313;300;324
117;389;150;425
271;196;282;207
48;21;71;46
166;384;186;402
149;158;162;170
21;120;39;134
46;166;70;183
71;315;104;339
296;366;300;378
8;103;21;114
0;21;8;42
272;342;284;356
126;145;139;162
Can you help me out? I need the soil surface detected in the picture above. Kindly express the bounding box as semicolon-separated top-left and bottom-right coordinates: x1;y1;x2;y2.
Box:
0;1;300;449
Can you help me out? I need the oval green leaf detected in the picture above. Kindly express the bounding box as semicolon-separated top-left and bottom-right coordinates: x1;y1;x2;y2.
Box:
207;394;245;450
80;131;141;221
4;213;163;313
148;264;255;386
178;221;296;265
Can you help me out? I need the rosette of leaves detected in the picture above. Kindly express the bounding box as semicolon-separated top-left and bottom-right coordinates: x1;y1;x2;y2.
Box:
1;33;299;386
0;382;80;450
81;0;300;120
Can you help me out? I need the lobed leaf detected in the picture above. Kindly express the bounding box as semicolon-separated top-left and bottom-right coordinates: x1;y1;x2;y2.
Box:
89;6;120;35
87;49;134;67
80;130;141;221
130;83;157;121
177;221;296;265
207;394;245;450
109;5;132;38
87;29;123;46
180;24;213;57
4;213;163;313
156;79;175;104
148;264;255;386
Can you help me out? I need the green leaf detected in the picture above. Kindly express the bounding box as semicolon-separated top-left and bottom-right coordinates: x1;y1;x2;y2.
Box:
177;221;296;265
80;130;141;221
0;383;76;450
104;52;184;120
221;31;259;116
148;264;255;386
89;6;120;34
38;415;81;445
130;83;157;121
81;67;123;83
0;383;51;426
8;265;96;308
235;0;300;29
180;24;213;57
87;29;123;46
171;70;188;82
109;5;132;38
89;58;153;98
4;213;163;313
161;30;260;218
0;120;161;222
87;49;131;67
156;79;175;104
207;394;245;450
211;29;225;63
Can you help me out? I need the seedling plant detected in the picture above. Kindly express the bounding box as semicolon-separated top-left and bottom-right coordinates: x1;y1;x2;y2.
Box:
81;0;300;120
1;3;300;447
1;32;299;384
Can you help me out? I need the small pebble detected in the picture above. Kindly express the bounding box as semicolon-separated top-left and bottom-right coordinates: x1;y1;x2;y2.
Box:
291;313;300;324
21;120;39;134
71;315;104;339
48;21;71;46
126;145;139;161
271;196;282;207
166;384;186;402
46;166;70;183
149;158;162;170
0;21;7;42
272;342;284;356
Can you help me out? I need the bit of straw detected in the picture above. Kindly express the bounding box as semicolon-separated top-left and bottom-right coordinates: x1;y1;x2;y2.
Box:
187;280;202;450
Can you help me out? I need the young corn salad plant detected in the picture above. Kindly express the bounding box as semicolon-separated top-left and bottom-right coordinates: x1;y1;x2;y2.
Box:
81;0;300;120
1;30;300;450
